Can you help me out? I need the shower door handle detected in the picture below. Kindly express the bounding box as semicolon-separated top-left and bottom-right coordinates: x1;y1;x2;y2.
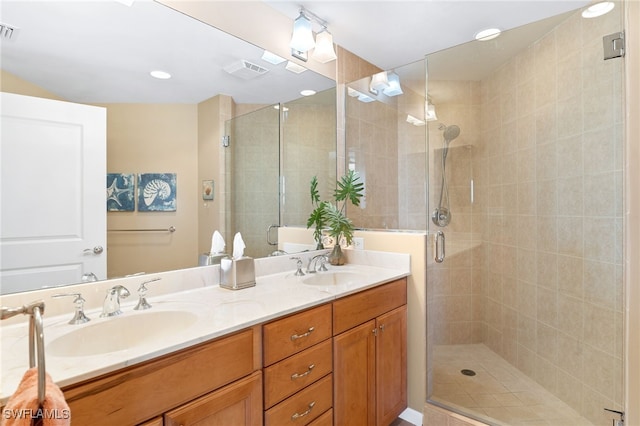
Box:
435;231;445;263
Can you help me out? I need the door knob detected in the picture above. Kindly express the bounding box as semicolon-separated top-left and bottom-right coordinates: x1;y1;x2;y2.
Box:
84;246;104;255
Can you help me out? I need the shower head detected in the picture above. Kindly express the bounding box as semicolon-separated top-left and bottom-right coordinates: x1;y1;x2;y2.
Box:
443;125;460;143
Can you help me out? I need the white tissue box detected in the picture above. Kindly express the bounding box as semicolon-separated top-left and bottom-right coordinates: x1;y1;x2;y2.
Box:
220;257;256;290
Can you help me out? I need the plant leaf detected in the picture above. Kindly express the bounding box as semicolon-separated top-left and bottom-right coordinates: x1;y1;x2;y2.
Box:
334;169;364;207
306;201;327;243
323;202;355;246
310;175;321;206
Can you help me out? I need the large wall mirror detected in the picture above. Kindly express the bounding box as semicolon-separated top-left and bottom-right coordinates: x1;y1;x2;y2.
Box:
0;0;336;294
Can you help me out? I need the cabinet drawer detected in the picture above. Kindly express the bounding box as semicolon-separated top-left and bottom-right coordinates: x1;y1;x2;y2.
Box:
265;374;333;426
264;339;332;408
308;408;333;426
263;304;332;366
333;278;406;334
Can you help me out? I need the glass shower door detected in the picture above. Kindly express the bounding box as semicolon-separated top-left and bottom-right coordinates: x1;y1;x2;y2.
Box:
224;105;280;258
425;4;625;426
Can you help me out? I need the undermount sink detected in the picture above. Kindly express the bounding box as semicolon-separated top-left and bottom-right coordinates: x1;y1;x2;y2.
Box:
302;270;365;286
47;310;199;357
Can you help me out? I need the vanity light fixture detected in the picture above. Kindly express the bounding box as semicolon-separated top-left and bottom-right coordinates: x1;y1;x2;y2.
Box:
290;10;315;55
150;70;171;79
581;1;615;18
406;115;426;126
426;102;438;121
289;8;337;63
347;87;375;103
475;28;501;41
382;72;403;97
311;27;337;63
369;71;389;95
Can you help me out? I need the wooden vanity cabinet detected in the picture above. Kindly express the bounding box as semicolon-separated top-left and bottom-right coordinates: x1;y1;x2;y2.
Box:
52;277;406;426
262;304;333;425
332;279;407;426
62;326;262;426
164;370;262;426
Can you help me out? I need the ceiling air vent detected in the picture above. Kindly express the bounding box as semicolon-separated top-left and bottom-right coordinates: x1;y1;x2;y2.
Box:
223;60;269;80
0;23;19;42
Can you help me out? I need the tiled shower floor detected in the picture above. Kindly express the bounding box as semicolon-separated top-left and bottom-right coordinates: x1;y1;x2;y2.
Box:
431;344;593;425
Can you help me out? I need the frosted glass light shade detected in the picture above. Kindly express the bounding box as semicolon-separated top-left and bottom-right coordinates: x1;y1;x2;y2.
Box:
290;12;315;52
370;72;390;92
311;30;337;63
426;103;438;121
382;72;403;96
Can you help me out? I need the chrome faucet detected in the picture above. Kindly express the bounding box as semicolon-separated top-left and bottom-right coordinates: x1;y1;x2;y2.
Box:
307;254;329;274
100;285;130;317
53;293;90;324
134;277;161;310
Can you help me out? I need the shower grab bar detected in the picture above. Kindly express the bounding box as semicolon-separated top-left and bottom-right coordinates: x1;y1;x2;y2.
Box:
435;231;445;263
108;226;175;233
1;300;47;405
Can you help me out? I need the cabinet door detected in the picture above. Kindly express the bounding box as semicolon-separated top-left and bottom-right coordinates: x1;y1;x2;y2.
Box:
333;320;376;426
376;306;407;426
164;371;262;426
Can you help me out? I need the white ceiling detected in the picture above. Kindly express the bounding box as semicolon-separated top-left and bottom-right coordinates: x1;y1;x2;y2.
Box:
0;0;591;104
263;0;590;71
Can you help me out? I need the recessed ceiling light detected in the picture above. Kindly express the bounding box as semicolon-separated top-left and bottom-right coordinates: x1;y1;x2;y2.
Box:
475;28;501;41
300;89;316;96
582;1;615;18
285;61;307;74
261;50;286;65
150;70;171;80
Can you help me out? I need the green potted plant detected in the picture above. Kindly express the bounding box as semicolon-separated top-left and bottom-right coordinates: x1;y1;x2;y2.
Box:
307;170;364;265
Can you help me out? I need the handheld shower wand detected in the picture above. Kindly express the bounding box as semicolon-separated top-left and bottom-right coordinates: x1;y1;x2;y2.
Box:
432;124;460;227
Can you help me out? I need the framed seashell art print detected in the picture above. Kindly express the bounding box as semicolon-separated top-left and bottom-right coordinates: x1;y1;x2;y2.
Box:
107;173;135;211
137;173;177;212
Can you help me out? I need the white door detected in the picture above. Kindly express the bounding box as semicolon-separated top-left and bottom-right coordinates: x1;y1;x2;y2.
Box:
0;92;106;294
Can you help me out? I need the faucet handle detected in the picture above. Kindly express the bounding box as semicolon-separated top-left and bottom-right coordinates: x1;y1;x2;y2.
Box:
134;277;161;310
318;255;329;272
53;293;90;324
290;257;305;276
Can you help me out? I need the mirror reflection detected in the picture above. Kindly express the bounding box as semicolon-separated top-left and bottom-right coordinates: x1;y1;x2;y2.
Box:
0;1;335;294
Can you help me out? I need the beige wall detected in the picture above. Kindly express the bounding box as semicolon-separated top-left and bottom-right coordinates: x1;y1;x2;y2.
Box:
197;95;232;255
104;104;199;278
1;70;63;100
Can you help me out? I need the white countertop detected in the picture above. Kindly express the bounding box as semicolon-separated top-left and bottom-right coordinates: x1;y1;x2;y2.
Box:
1;251;410;404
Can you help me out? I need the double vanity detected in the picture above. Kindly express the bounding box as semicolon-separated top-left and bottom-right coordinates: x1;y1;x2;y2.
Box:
1;249;410;425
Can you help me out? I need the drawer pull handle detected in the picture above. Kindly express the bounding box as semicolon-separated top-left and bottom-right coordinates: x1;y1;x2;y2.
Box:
291;364;315;380
290;327;315;341
291;401;316;421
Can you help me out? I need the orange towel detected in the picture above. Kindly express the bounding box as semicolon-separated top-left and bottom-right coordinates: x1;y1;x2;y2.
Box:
1;368;70;426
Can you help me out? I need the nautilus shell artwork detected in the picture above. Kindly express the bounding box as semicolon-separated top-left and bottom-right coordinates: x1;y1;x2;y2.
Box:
137;173;177;211
143;179;171;206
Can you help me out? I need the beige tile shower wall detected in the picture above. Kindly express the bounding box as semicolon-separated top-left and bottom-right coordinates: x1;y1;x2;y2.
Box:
228;106;279;258
398;84;429;231
282;91;337;227
475;8;624;426
345;94;400;229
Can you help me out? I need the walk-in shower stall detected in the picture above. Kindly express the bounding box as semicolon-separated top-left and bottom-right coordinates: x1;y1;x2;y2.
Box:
344;3;626;425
